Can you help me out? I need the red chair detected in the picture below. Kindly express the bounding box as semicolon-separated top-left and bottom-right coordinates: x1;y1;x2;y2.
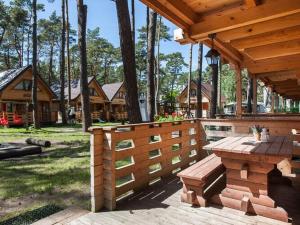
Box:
0;117;8;126
13;114;23;125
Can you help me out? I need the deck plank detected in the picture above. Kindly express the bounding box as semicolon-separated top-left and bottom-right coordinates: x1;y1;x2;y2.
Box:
65;175;297;225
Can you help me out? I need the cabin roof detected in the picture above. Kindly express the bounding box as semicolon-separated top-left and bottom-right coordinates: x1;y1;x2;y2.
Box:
0;65;56;98
179;81;226;102
0;66;31;91
102;82;124;101
52;77;101;101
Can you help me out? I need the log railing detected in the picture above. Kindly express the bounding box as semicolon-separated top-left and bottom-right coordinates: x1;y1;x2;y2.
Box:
89;117;300;212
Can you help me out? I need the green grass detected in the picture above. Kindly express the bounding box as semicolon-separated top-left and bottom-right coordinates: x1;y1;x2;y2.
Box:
0;123;119;223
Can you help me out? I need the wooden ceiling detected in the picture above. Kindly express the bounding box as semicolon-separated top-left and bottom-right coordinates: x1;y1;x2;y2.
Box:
140;0;300;100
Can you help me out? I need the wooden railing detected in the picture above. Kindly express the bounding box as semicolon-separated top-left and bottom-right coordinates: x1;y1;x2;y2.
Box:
1;112;33;125
89;117;300;212
113;112;128;121
90;119;205;211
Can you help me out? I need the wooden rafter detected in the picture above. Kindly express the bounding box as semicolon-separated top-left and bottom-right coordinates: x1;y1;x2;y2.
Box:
190;0;300;40
244;38;300;60
139;0;190;30
244;54;300;73
204;38;243;66
218;12;300;42
256;70;300;78
231;25;300;50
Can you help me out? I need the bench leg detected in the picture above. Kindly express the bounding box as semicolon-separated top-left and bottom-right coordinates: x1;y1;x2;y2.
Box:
181;191;196;205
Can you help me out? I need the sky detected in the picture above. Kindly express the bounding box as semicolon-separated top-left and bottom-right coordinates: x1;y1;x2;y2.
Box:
7;0;209;71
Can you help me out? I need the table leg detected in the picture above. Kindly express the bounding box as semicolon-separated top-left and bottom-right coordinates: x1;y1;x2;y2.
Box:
210;158;289;222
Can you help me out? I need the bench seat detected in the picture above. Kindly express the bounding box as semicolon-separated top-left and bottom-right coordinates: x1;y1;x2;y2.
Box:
177;153;225;207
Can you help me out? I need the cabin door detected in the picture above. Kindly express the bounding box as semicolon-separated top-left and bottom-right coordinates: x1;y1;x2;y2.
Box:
40;102;50;122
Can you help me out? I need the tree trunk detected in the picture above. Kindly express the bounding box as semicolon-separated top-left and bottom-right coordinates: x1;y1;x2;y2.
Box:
155;15;162;115
48;43;54;85
60;0;67;125
146;11;157;122
210;64;218;118
131;0;135;55
27;31;30;66
196;43;203;118
77;0;91;132
146;7;149;48
31;0;40;129
218;60;222;113
187;44;193;118
247;75;253;113
66;0;72;107
115;0;142;123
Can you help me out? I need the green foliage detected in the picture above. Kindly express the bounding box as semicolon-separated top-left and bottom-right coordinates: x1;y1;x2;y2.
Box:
154;113;184;122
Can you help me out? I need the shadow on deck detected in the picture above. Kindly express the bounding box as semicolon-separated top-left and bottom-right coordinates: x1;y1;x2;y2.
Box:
70;175;300;225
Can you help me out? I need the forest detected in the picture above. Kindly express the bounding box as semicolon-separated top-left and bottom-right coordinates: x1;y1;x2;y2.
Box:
0;0;267;130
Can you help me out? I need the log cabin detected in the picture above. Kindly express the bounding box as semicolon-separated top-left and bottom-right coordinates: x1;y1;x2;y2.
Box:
177;81;226;117
0;65;57;126
52;77;109;122
102;82;128;121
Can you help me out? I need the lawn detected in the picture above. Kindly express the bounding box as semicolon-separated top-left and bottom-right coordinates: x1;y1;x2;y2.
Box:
0;123;119;222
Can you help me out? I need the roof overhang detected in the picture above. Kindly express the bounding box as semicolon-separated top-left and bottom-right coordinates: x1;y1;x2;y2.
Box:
140;0;300;99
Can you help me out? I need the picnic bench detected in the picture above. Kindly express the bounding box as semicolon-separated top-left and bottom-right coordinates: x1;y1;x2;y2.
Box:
204;135;293;222
177;153;225;207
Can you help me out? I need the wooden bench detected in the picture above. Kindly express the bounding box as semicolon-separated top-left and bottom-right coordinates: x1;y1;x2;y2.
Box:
177;153;226;207
291;129;300;173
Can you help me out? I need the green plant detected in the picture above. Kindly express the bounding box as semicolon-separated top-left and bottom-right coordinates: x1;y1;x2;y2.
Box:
154;113;184;122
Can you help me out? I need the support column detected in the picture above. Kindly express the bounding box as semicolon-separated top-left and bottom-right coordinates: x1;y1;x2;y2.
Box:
270;89;275;113
235;66;242;118
210;64;218;118
90;128;104;212
253;76;257;114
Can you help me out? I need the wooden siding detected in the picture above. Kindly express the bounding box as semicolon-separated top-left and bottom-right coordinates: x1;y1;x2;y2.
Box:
0;69;53;102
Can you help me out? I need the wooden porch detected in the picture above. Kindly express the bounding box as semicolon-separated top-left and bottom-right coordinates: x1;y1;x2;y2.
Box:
87;118;300;224
50;174;299;225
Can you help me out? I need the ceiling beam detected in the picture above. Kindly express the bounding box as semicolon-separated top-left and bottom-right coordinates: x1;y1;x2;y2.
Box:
256;70;300;78
244;54;300;73
244;38;300;60
231;25;300;50
203;39;242;66
217;12;300;42
139;0;190;30
159;0;200;25
189;0;300;40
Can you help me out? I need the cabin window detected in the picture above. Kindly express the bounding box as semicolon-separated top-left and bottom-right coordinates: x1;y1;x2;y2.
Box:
190;89;196;97
15;80;32;91
89;88;99;96
118;91;125;99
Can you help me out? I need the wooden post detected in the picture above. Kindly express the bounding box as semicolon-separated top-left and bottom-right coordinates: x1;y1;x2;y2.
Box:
103;128;116;210
90;128;104;212
210;64;218;118
253;76;257;114
235;66;242;118
270;88;275;113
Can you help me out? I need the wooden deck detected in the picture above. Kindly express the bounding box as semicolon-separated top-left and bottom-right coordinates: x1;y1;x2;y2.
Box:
67;175;300;225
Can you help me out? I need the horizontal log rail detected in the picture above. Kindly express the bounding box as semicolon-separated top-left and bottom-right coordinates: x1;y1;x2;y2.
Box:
0;112;33;125
89;117;300;212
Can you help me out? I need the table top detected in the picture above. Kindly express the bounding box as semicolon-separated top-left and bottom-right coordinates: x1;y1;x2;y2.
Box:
203;135;293;157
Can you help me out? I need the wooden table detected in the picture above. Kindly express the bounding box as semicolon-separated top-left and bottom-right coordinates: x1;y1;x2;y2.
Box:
203;135;293;222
